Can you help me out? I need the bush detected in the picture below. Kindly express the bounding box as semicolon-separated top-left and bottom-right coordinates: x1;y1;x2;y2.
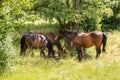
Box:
0;28;15;73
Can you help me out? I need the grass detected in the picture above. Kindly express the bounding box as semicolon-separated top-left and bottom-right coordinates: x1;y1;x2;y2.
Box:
1;56;120;80
1;31;120;80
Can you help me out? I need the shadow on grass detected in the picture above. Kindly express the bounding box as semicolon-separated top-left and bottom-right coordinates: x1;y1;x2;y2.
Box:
83;53;93;60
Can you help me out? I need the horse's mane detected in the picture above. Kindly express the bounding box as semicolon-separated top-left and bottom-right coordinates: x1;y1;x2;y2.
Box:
59;30;78;36
46;32;55;36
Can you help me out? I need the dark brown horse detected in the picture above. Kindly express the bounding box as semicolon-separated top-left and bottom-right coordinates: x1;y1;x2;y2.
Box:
20;31;55;58
44;32;64;57
32;31;64;57
55;30;107;61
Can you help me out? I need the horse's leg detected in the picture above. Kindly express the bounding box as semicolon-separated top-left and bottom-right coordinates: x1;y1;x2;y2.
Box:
47;44;55;58
20;47;26;56
20;48;23;56
47;48;55;58
31;48;34;57
76;47;83;61
22;46;27;56
55;42;63;57
40;48;46;58
20;44;26;56
20;48;24;56
23;47;27;56
40;49;42;57
51;48;55;58
27;47;31;56
48;49;51;58
102;32;107;53
51;49;55;58
29;42;34;56
58;49;62;57
95;46;101;59
26;44;31;56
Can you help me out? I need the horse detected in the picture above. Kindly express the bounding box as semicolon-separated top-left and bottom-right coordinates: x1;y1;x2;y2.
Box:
44;32;64;57
20;31;55;58
31;31;64;57
55;30;107;61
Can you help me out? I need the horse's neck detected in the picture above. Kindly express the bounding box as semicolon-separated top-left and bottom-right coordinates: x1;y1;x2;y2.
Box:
65;34;75;41
56;42;63;50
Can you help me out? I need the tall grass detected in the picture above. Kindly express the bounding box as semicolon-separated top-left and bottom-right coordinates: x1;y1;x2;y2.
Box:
1;56;120;80
1;29;120;80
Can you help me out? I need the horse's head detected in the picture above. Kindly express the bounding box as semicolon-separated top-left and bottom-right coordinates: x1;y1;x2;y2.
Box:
30;33;36;39
55;30;78;41
55;30;65;41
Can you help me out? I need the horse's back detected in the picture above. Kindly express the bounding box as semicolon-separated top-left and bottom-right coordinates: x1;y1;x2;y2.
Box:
73;31;103;48
90;31;103;43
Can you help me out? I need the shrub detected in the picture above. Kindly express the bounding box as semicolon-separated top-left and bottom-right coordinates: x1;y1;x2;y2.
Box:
0;27;15;73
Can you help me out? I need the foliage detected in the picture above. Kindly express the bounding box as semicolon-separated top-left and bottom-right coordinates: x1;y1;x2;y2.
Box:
0;0;120;75
0;0;33;73
102;0;120;30
0;30;15;73
33;0;120;31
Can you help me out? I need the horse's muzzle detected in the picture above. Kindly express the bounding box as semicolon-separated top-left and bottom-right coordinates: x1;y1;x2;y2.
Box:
55;36;58;41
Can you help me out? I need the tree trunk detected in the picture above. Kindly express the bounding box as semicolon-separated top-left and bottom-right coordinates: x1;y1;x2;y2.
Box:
56;16;64;30
73;0;77;10
72;0;79;32
66;0;70;8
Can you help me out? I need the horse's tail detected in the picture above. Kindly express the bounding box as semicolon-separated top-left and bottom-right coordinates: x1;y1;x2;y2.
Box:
20;35;26;55
102;32;107;52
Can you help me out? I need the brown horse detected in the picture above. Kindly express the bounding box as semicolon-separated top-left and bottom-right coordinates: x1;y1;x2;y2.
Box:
32;31;64;57
44;32;64;57
20;31;55;58
55;30;107;61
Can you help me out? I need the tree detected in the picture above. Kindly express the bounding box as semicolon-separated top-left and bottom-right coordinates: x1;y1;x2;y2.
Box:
33;0;119;32
101;0;120;31
33;0;120;50
34;0;77;30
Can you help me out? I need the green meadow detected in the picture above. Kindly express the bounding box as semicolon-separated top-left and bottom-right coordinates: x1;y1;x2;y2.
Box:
0;31;120;80
0;0;120;80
